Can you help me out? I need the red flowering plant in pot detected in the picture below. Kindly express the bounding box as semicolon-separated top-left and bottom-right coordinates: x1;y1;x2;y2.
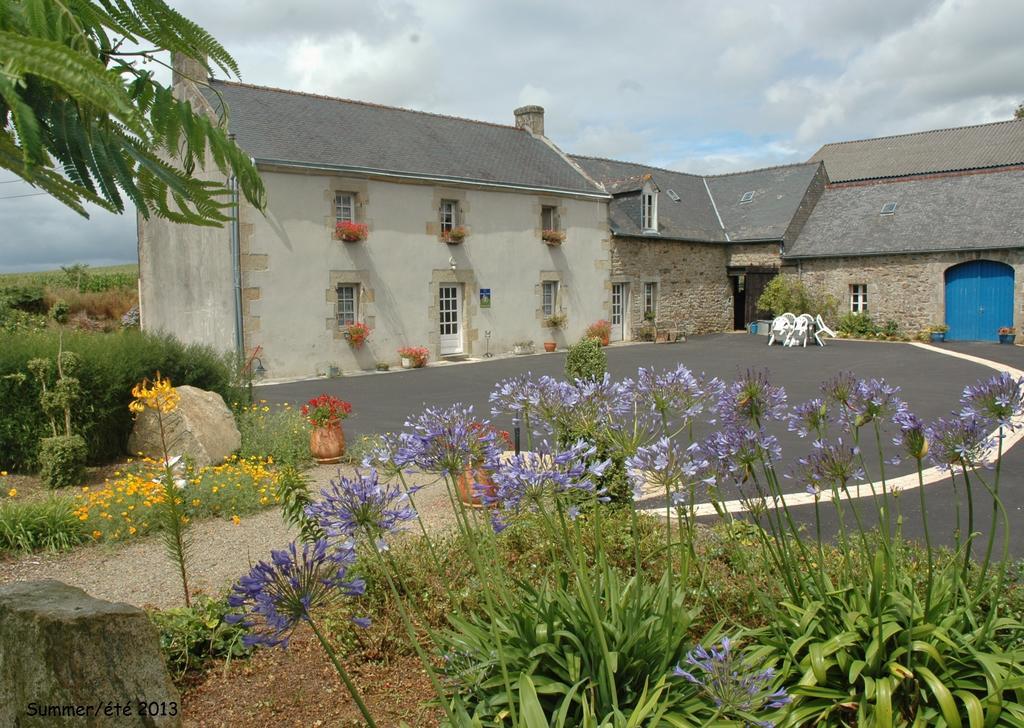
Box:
345;322;371;349
585;319;612;346
335;221;368;242
457;422;513;507
301;395;353;464
398;346;429;368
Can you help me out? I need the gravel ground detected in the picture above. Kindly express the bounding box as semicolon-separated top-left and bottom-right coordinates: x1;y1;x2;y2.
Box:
0;465;459;610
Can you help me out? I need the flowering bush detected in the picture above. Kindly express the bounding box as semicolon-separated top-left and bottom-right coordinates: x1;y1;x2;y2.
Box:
334;221;368;242
300;394;352;427
73;455;281;542
585;318;612;345
344;322;371;349
234;400;311;467
397;346;429;367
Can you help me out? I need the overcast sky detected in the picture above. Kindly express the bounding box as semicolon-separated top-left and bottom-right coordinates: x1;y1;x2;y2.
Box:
1;0;1021;272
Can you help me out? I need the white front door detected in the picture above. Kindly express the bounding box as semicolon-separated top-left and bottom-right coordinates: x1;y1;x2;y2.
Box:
611;282;629;341
439;284;463;355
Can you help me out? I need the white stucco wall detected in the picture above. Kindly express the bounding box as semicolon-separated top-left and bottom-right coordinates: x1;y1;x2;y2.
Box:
242;169;610;379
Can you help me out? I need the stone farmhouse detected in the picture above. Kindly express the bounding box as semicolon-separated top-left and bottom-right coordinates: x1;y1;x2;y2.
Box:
139;55;1024;379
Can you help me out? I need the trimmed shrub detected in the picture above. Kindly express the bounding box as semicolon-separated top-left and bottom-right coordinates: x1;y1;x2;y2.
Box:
38;434;87;489
0;497;85;553
0;329;240;472
565;337;606;382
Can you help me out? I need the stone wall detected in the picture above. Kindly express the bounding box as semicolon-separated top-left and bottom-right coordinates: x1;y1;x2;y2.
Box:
726;243;781;269
610;237;731;335
794;249;1024;334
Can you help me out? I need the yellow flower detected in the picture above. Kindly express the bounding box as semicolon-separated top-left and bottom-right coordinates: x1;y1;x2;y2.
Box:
0;470;7;476
92;530;102;539
6;488;16;498
231;515;241;526
129;374;180;415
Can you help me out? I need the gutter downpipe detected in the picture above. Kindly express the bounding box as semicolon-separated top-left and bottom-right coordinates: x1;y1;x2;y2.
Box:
229;172;244;362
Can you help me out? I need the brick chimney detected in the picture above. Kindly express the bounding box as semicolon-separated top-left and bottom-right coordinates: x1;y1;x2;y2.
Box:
514;105;545;136
171;52;209;88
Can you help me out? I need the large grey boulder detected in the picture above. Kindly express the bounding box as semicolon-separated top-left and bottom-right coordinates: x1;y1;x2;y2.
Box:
0;580;181;727
128;385;240;468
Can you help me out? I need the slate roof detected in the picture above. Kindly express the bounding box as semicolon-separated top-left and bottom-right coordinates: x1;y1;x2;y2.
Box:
204;80;604;195
571;156;820;243
785;169;1024;259
809;120;1024;183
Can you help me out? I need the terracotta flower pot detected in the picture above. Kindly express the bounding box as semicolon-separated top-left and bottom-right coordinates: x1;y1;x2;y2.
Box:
543;341;556;352
456;463;497;507
310;421;346;464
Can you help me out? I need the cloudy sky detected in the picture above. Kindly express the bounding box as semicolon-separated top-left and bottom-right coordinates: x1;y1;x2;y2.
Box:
1;0;1021;272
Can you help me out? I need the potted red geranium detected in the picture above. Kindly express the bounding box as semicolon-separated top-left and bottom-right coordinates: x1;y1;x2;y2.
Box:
345;322;371;349
585;319;612;346
398;346;429;368
456;423;513;507
335;221;369;242
301;394;353;463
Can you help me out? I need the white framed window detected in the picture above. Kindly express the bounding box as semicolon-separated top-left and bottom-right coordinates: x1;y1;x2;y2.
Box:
644;282;657;316
641;184;658;232
542;281;558;317
850;284;868;313
335;192;355;223
336;284;359;326
440;199;459;234
541;205;560;231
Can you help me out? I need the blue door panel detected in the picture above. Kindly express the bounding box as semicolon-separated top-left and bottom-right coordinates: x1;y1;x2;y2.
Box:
945;261;1014;341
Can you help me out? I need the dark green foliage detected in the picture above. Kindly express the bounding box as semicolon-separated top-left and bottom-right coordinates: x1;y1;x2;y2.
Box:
0;284;47;313
837;311;880;338
50;300;70;323
0;329;239;471
0;497;85;552
757;275;837;319
38;434;87;488
149;595;252;681
565;337;606;382
556;420;632;504
882;318;900;337
275;465;323;543
1;0;265;224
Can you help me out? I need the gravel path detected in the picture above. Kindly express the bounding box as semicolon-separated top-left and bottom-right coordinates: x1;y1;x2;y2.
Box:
0;465;459;610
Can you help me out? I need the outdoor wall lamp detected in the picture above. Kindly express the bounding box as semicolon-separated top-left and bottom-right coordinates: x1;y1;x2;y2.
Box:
449;256;457;270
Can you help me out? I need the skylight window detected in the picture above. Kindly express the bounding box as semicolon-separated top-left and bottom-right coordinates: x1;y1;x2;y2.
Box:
666;189;681;202
880;201;898;215
740;191;754;204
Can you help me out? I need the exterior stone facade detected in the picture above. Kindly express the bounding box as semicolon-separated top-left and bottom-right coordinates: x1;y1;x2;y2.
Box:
726;244;781;269
794;249;1024;336
611;237;732;335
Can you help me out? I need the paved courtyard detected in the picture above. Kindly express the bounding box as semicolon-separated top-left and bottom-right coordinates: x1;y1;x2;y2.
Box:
258;334;1024;557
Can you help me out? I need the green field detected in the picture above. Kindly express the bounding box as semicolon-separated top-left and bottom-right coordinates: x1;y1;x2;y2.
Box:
0;264;138;290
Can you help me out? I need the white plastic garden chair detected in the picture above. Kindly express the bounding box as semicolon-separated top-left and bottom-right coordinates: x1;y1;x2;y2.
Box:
767;313;796;346
787;315;811;347
814;315;836;347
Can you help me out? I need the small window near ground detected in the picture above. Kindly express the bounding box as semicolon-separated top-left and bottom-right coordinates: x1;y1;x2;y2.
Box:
542;281;558;317
335;192;355;223
337;284;359;326
644;282;658;317
541;205;560;231
850;284;868;313
440;199;459;234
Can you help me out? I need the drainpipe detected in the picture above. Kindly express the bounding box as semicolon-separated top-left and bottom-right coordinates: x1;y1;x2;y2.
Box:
229;171;244;361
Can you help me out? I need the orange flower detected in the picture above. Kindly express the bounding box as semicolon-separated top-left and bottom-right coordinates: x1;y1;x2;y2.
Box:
129;373;180;415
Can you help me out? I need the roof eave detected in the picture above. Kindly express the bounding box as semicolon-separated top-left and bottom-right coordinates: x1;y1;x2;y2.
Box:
254;157;611;199
783;243;1024;260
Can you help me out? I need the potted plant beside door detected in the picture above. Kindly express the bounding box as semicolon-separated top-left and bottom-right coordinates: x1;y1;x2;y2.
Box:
999;326;1016;344
543;312;566;352
301;394;352;464
927;324;948;343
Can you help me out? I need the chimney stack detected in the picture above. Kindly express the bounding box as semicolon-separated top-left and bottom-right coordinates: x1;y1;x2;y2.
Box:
171;52;209;88
513;105;545;136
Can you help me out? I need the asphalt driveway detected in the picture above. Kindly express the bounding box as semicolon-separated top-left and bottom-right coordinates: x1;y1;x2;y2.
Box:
258;334;1024;557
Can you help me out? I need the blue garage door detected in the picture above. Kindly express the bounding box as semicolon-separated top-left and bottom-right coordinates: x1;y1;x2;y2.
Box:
944;260;1014;341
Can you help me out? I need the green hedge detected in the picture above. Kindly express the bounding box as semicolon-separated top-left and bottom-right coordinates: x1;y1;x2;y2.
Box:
0;329;240;472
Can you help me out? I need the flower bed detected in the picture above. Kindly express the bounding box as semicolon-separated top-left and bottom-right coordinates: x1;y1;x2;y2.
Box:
74;455;280;542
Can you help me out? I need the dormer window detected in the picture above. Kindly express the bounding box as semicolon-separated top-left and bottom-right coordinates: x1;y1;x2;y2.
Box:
880;201;897;215
641;182;658;232
740;191;754;204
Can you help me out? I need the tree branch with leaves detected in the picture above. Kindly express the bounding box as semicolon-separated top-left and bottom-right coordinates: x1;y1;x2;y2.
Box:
0;0;265;226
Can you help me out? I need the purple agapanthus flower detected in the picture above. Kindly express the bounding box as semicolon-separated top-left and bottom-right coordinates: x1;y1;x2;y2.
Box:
822;371;859;409
702;424;781;484
892;411;928;461
626;436;702;500
960;372;1024;430
305;469;419;550
787;398;831;439
848;378;906;428
716;370;787;426
630;365;721;428
400;405;498;476
486;440;610;529
789;438;865;496
489;373;541;418
926;416;994;471
672;636;791;725
226;539;365;648
360;432;419;476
